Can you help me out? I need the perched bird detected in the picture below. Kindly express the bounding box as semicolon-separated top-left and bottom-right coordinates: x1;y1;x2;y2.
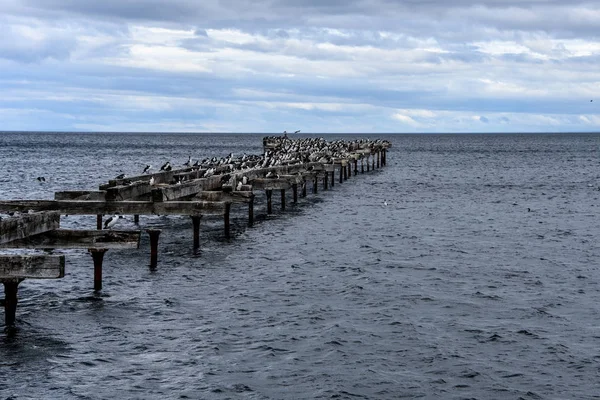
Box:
143;165;152;174
160;161;171;171
149;177;155;186
184;156;192;167
104;215;123;229
236;181;243;191
115;173;126;180
242;176;248;185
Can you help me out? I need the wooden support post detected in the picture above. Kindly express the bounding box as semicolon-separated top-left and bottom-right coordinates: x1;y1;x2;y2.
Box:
292;183;298;203
331;170;335;187
323;174;328;190
377;151;380;168
97;215;103;230
301;181;307;197
191;215;202;254
2;280;21;328
89;248;108;292
248;195;254;227
266;190;273;214
280;189;286;211
146;229;161;269
134;214;140;224
313;177;318;194
354;160;358;176
224;203;231;238
339;166;343;183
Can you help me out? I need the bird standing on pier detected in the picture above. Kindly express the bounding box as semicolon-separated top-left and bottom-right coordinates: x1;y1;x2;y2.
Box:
160;161;171;171
115;173;126;180
143;165;152;174
149;177;155;186
104;215;123;229
184;156;192;167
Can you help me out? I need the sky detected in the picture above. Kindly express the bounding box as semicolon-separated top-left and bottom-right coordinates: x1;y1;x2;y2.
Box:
1;0;599;133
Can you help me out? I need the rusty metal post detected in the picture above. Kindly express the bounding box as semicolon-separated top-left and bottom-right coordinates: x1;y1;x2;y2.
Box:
248;195;254;227
146;229;161;269
97;215;103;230
354;160;358;176
372;155;375;170
280;189;286;210
339;166;343;183
367;156;370;172
323;174;328;190
224;203;231;238
2;280;21;328
377;151;380;168
191;215;202;253
361;158;365;173
134;215;140;224
383;149;387;166
331;170;335;187
292;183;298;203
266;190;273;214
89;248;108;291
344;164;348;180
313;177;318;194
301;181;307;197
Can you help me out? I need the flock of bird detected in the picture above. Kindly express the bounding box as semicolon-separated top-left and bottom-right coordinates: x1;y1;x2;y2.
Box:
106;136;388;229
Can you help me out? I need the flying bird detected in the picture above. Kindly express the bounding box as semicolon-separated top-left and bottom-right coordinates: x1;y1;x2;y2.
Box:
294;130;301;133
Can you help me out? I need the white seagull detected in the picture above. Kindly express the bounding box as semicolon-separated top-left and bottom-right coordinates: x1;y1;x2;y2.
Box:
104;215;123;229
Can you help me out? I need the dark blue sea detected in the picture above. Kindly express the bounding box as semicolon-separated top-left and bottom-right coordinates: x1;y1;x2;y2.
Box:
1;132;600;399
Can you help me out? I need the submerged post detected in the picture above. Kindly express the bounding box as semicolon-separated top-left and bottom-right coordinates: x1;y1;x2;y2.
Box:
134;215;140;224
367;156;370;172
224;203;231;238
191;215;202;253
323;174;328;190
377;151;380;168
146;229;161;269
354;160;358;176
292;183;298;203
339;166;343;183
97;215;103;230
372;154;375;170
280;189;286;211
2;280;21;328
361;158;365;173
248;195;254;227
266;190;273;214
89;248;108;291
344;164;348;180
313;176;318;194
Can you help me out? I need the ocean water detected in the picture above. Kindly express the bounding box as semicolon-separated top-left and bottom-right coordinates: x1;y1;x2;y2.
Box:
1;132;600;399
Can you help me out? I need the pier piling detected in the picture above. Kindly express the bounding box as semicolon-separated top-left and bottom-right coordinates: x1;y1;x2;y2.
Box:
266;190;273;214
146;229;161;269
191;215;202;253
248;195;254;227
2;280;21;328
224;203;231;238
280;190;286;211
89;248;108;291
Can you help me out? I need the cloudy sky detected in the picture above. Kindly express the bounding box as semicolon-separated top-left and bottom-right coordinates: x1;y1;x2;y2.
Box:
1;0;599;133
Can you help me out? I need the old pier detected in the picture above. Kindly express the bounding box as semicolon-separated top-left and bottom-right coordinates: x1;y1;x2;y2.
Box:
0;136;391;330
